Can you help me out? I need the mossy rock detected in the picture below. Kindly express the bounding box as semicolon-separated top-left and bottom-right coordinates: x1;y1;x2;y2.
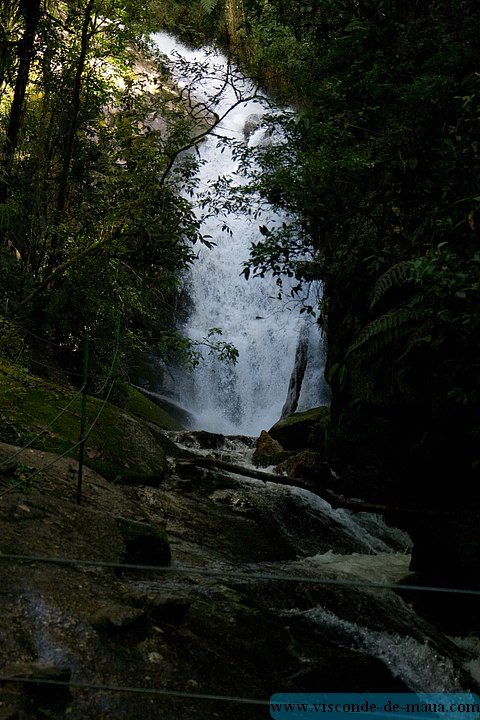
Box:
123;385;191;432
84;406;170;482
269;406;330;453
0;361;188;485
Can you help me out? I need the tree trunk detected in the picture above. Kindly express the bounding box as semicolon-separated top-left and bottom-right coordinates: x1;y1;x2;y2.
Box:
55;0;95;217
0;0;41;205
176;456;315;491
225;0;245;53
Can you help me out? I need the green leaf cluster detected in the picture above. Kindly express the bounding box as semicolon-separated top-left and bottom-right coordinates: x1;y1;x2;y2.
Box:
222;0;480;490
0;0;222;386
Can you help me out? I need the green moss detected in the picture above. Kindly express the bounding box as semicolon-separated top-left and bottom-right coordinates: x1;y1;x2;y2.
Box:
278;406;330;427
123;385;185;431
269;406;330;453
0;359;185;483
0;362;82;452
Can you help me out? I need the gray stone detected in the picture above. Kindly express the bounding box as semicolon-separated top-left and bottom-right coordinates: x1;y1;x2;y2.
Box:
281;331;308;417
243;113;261;140
117;516;171;567
90;603;148;638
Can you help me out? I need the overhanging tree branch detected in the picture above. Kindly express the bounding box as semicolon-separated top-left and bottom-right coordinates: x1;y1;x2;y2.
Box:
159;91;265;185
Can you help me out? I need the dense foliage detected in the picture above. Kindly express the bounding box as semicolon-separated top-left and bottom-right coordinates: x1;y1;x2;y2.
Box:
217;0;480;502
153;0;225;46
0;0;237;387
2;0;479;504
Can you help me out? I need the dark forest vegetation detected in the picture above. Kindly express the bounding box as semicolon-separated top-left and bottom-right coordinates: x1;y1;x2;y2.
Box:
186;0;479;507
1;0;479;512
0;0;237;392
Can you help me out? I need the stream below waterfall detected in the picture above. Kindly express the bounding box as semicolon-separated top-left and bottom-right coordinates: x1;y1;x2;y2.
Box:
1;32;479;720
134;430;480;714
1;431;479;719
151;32;328;436
139;33;480;712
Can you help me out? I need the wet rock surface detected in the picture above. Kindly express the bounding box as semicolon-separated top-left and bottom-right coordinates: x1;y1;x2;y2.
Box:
252;430;291;468
0;434;478;719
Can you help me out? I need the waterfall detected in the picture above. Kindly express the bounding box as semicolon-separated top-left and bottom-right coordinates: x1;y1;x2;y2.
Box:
151;32;328;436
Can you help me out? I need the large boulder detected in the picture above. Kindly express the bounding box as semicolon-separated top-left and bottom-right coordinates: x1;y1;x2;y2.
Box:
252;430;291;467
130;385;193;429
243;113;261;140
269;406;330;454
275;449;331;489
117;517;171;567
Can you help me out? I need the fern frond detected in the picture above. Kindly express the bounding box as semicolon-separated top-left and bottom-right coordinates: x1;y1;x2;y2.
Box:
346;308;422;359
200;0;219;13
369;261;414;309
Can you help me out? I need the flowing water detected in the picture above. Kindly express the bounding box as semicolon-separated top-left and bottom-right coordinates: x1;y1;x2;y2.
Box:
152;32;327;435
1;38;477;720
143;34;480;706
144;431;480;699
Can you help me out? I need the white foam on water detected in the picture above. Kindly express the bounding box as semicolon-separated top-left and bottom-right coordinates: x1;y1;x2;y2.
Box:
288;605;466;693
151;32;326;435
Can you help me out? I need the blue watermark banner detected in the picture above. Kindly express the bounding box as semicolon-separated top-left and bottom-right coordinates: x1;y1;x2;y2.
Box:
270;694;480;720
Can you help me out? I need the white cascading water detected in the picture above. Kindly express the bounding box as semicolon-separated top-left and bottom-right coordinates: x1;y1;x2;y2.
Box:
152;32;327;435
141;36;480;697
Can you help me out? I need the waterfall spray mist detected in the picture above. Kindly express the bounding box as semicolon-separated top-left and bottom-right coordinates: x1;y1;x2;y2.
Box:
153;32;327;435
